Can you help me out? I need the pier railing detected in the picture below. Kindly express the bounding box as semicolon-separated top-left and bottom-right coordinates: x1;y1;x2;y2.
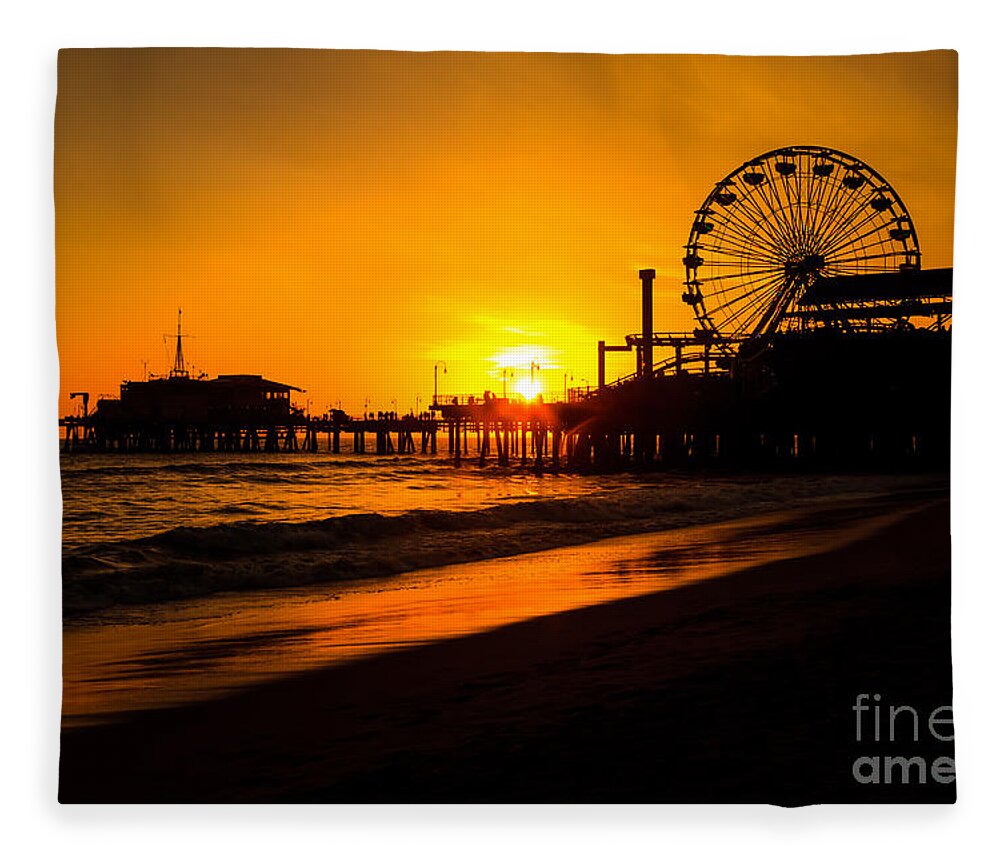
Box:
432;394;487;408
432;391;585;408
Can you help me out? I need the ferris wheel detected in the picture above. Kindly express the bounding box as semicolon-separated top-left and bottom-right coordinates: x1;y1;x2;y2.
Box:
682;146;921;347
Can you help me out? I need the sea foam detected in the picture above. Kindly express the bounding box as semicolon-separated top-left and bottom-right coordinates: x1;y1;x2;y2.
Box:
62;473;937;617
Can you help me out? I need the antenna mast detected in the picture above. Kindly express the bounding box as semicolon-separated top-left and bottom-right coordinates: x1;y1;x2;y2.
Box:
170;308;189;379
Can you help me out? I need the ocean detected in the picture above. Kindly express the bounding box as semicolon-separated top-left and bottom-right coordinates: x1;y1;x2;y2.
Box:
60;452;938;618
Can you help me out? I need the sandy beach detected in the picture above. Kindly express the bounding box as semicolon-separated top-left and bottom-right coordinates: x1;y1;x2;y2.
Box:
59;486;953;804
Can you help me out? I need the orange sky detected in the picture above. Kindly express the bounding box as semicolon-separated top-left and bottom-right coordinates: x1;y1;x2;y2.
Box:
56;49;956;415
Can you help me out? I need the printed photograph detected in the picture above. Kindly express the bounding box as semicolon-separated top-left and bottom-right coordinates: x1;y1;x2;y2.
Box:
56;48;956;803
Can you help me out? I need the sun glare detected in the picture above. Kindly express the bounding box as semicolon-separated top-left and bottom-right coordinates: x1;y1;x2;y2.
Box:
515;376;544;400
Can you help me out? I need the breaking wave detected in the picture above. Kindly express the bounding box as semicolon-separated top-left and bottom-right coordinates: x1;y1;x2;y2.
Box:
62;474;939;617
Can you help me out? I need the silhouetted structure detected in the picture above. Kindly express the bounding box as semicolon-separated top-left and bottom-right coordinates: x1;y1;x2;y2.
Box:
95;374;301;425
431;146;952;471
61;147;952;469
62;373;439;455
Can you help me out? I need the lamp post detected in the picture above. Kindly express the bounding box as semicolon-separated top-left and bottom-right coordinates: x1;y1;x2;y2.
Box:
501;368;511;400
564;372;574;401
525;361;541;402
433;361;447;406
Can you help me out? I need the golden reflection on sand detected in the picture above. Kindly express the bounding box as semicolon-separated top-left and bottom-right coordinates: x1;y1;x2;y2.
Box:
63;501;915;726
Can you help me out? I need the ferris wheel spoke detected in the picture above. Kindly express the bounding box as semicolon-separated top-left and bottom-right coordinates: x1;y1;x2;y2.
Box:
706;242;783;272
707;276;787;320
759;159;801;243
699;260;783;273
699;249;782;274
774;158;811;247
801;154;830;233
716;279;787;333
812;183;867;248
816;186;880;253
694;187;789;264
728;190;795;253
692;243;781;268
827;200;892;241
728;182;799;258
698;266;784;284
790;159;805;241
798;157;815;241
733;286;786;334
801;156;819;237
811;161;865;245
712;208;788;262
695;239;781;263
805;170;843;249
779;162;809;248
808;158;843;241
696;265;787;285
784;160;859;261
699;278;785;307
823;249;897;275
698;225;784;265
817;204;895;260
729;280;790;336
825;249;908;267
822;233;896;263
823;264;899;279
707;271;788;317
704;268;792;302
754;164;801;251
820;218;899;260
823;248;897;274
718;204;791;264
825;262;908;275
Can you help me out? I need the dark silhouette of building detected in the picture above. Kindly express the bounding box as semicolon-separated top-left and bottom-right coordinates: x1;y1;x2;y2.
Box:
95;374;302;425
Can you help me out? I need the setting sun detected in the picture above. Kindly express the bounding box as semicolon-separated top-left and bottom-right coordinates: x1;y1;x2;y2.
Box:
515;375;544;400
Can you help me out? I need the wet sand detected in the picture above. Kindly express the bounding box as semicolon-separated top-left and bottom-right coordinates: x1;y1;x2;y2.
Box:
62;492;928;725
59;491;953;804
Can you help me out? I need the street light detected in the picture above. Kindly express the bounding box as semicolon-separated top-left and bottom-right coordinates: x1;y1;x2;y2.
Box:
434;361;448;406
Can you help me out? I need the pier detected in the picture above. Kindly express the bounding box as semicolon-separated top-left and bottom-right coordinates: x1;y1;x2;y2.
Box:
60;264;952;471
61;412;441;457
